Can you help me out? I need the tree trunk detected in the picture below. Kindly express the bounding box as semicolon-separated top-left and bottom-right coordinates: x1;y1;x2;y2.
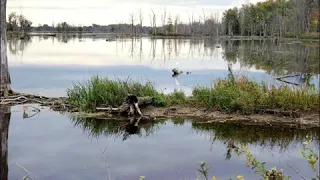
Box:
0;106;10;180
0;0;10;97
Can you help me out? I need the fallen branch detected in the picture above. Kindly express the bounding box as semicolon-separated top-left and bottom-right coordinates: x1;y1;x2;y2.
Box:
287;164;307;180
276;74;300;79
13;161;36;180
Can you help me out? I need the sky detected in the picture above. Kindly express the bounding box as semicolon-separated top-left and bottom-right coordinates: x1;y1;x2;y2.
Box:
7;0;262;26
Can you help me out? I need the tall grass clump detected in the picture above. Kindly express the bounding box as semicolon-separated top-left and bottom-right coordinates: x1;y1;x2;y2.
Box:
67;76;159;112
152;89;187;107
192;75;319;114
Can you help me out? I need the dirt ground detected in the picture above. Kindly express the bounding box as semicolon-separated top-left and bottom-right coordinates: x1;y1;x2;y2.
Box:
80;105;320;129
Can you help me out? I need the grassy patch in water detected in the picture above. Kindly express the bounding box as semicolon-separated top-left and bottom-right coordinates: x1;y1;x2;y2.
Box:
67;76;187;112
67;76;159;112
192;75;319;114
67;74;319;114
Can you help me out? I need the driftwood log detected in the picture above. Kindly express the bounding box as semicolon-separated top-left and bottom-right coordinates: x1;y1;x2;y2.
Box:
96;95;153;117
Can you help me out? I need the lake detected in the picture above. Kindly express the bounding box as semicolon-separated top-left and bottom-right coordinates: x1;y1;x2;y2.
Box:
8;35;320;97
3;35;320;180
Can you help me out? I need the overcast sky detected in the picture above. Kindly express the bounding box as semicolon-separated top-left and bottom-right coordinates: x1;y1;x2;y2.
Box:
7;0;262;26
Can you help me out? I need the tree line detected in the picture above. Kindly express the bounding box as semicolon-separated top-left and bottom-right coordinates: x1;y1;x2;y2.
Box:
6;0;320;38
221;0;319;38
7;12;32;33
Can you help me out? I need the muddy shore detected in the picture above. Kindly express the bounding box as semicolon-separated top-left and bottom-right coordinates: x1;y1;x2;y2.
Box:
78;105;320;129
1;92;319;129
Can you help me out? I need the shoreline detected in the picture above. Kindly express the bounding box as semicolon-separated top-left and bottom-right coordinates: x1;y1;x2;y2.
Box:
2;92;319;129
78;105;320;129
7;31;320;42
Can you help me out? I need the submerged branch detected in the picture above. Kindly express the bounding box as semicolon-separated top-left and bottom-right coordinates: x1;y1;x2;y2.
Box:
13;161;36;180
287;164;307;180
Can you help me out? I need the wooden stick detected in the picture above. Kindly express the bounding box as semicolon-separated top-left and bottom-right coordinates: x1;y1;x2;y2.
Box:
96;107;120;111
287;164;307;180
13;161;36;180
276;74;300;79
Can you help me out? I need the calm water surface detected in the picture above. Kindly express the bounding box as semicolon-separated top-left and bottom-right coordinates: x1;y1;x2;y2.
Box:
6;105;320;180
8;36;320;97
4;36;320;179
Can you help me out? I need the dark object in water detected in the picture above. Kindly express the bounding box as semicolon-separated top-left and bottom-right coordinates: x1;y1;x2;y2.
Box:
172;68;183;77
106;37;116;42
216;45;221;48
186;71;191;75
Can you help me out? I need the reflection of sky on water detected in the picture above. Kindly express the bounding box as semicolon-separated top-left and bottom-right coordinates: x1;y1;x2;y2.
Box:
6;37;320;180
8;106;319;180
8;37;255;71
10;65;276;97
9;36;319;97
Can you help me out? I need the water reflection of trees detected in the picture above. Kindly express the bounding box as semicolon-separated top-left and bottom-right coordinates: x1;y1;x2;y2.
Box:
11;36;319;82
7;37;32;55
222;40;320;76
70;116;165;141
71;116;319;154
192;122;320;159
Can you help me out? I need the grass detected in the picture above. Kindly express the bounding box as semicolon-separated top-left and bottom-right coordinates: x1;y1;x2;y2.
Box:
67;74;319;114
284;32;320;39
67;75;189;112
67;76;160;112
192;75;319;114
7;31;25;38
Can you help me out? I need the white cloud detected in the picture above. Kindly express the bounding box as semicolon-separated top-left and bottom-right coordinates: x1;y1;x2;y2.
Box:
7;0;264;26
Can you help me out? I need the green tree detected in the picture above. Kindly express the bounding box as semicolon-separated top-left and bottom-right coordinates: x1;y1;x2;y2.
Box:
7;12;18;31
223;8;240;36
166;16;174;34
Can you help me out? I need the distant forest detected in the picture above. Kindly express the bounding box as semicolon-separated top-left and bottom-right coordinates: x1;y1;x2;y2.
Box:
7;0;319;38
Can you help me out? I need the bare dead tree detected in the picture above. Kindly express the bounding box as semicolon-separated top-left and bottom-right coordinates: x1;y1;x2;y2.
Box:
187;11;195;36
138;9;143;35
0;0;11;97
149;9;157;36
174;14;180;34
161;6;167;35
149;12;153;33
129;12;136;36
202;8;207;36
